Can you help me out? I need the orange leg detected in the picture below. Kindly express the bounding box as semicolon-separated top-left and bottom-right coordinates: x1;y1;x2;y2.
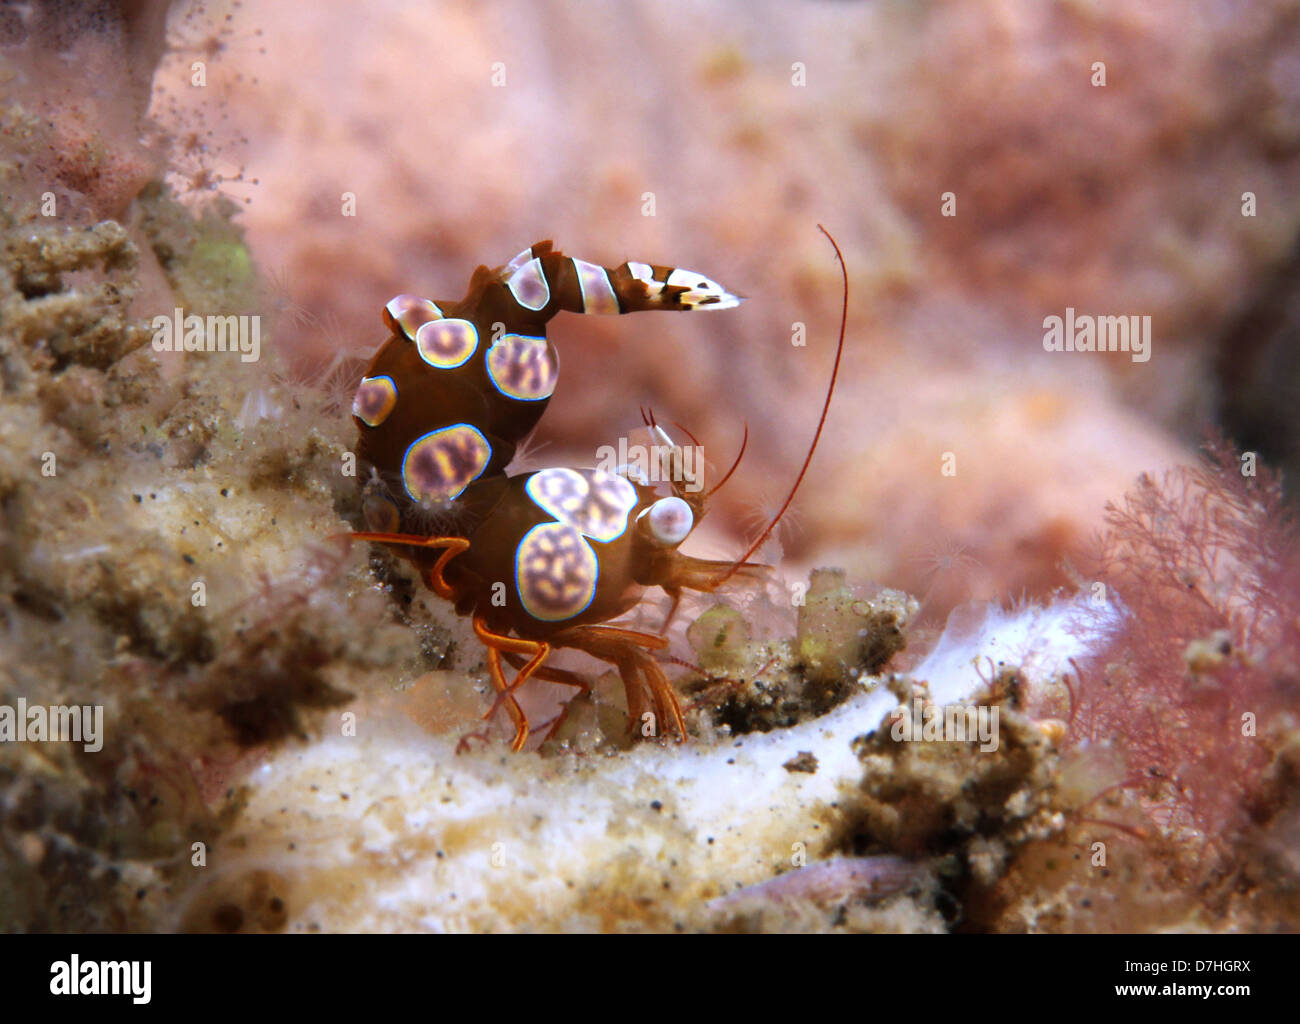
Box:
472;615;551;752
349;532;469;601
658;587;683;637
502;652;592;693
502;652;592;746
652;558;771;636
567;624;670;652
551;625;685;743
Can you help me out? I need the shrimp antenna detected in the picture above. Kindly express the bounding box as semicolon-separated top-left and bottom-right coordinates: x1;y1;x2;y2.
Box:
706;422;748;499
662;418;746;499
671;419;702;448
709;224;847;586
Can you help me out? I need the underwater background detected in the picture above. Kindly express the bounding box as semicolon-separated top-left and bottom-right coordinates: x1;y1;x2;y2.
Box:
1;0;1298;932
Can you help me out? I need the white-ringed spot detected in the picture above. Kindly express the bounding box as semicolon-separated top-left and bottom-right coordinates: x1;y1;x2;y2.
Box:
401;423;492;503
383;294;443;339
415;318;478;369
486;334;558;401
515;521;598;622
506;257;550;311
526;468;638;543
352;375;398;427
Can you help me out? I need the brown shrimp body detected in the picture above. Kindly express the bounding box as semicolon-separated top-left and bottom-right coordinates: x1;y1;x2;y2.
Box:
348;231;847;751
443;468;660;637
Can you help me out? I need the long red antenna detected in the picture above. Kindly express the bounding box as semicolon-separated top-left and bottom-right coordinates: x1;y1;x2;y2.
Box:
709;224;848;585
706;422;748;499
670;419;702;448
667;418;749;499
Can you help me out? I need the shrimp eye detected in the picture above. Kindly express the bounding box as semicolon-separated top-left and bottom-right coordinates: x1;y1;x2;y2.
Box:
639;496;693;546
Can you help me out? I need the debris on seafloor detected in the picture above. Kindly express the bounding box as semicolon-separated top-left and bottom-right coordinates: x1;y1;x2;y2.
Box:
0;23;421;926
165;591;1111;933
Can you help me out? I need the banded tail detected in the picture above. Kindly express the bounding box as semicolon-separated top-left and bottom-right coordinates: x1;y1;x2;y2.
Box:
492;240;743;318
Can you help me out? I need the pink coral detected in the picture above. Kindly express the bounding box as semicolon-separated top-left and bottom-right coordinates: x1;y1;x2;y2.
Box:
1059;438;1300;872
